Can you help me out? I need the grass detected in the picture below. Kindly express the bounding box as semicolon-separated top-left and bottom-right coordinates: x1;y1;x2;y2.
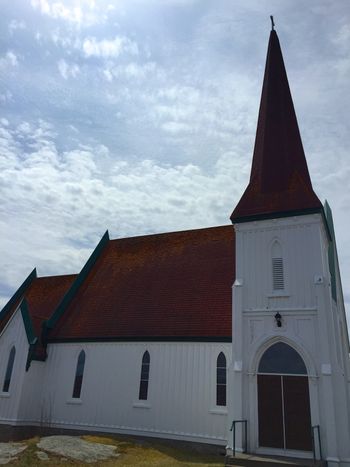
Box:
7;434;225;467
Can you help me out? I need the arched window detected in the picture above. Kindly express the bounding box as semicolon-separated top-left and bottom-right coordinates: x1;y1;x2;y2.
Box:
216;352;226;406
258;342;307;375
139;351;150;400
2;346;16;393
272;241;284;290
72;350;85;399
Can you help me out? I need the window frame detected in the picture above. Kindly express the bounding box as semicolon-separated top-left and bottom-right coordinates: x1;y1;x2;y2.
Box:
216;352;227;407
72;349;86;400
2;346;16;394
138;350;150;401
258;342;308;376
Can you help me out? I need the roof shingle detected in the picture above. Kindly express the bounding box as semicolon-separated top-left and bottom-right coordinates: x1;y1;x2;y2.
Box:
231;30;322;222
49;225;234;340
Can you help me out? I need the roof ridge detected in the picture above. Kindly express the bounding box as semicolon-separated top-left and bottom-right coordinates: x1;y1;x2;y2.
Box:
110;224;232;243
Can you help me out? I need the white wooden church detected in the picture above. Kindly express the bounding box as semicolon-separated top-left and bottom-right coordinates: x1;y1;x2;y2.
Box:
1;26;350;466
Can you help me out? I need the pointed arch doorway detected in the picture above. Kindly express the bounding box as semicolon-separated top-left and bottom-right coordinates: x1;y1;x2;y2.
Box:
257;342;312;452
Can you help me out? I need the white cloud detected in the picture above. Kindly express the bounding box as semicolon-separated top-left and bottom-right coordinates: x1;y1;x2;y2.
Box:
31;0;83;25
51;29;74;48
161;121;193;134
8;20;26;33
0;118;246;308
332;23;350;53
103;61;158;81
82;36;138;58
0;51;19;69
30;0;121;27
0;91;13;103
57;59;80;79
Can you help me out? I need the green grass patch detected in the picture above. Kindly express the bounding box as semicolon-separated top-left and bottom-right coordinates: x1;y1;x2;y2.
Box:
7;434;224;467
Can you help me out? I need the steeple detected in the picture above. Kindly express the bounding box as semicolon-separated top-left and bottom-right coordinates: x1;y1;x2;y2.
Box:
230;25;322;223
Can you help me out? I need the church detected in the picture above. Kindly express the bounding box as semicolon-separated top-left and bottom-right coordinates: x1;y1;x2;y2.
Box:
1;25;350;467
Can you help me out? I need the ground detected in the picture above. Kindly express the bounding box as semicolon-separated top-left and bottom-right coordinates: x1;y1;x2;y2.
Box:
0;434;225;466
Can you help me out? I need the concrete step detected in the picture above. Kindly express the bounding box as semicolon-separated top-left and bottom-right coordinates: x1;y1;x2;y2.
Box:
225;453;326;467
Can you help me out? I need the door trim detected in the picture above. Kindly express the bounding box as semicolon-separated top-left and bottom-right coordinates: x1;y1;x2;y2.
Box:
257;373;312;451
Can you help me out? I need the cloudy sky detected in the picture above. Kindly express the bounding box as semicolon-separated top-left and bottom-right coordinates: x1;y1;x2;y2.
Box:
1;0;349;320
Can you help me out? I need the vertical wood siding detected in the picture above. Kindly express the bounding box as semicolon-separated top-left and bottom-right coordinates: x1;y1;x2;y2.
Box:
0;309;28;422
9;341;231;444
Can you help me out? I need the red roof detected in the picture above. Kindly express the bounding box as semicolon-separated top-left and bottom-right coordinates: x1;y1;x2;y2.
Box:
25;275;77;337
231;30;322;222
0;274;76;337
48;225;234;340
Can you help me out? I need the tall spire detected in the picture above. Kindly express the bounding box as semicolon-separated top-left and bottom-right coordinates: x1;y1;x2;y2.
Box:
230;26;322;223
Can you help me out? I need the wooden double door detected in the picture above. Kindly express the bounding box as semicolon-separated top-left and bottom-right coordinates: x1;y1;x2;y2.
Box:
257;342;313;452
258;374;312;451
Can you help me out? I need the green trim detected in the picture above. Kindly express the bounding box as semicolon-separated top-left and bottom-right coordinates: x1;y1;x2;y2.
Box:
20;299;37;345
25;343;47;371
0;268;37;322
47;336;232;344
19;298;41;372
324;201;337;302
231;207;323;224
231;207;332;240
25;345;35;371
43;231;110;339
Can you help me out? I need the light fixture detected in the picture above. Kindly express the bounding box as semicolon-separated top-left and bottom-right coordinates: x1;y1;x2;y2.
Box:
275;312;282;327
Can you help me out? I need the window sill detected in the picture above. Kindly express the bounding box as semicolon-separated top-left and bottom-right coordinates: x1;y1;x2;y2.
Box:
267;291;290;298
66;398;82;405
210;408;228;415
0;392;10;398
133;401;151;409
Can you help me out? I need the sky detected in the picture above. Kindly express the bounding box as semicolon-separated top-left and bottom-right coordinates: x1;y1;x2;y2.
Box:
0;0;349;320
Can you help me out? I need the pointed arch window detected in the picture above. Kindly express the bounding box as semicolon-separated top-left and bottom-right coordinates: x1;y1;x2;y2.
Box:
216;352;226;406
2;346;16;393
72;350;85;399
139;351;150;400
258;342;307;375
272;241;285;290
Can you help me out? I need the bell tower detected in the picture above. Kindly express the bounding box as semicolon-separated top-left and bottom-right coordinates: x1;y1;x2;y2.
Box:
228;24;350;466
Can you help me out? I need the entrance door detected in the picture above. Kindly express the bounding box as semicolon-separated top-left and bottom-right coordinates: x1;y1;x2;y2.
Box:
257;343;312;451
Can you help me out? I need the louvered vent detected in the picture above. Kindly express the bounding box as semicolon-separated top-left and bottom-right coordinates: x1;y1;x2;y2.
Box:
272;257;284;290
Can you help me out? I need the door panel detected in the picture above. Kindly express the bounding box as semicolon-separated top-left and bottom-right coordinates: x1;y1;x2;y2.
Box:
258;375;284;448
283;376;312;451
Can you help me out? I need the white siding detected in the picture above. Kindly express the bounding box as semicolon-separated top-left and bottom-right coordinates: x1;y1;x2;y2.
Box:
238;215;328;311
11;340;231;444
230;213;350;465
0;308;28;423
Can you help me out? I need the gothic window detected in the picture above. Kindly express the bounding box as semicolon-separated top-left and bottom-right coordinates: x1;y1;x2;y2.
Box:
216;352;226;406
139;351;150;400
2;346;16;393
258;342;307;375
272;241;284;290
72;350;85;399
